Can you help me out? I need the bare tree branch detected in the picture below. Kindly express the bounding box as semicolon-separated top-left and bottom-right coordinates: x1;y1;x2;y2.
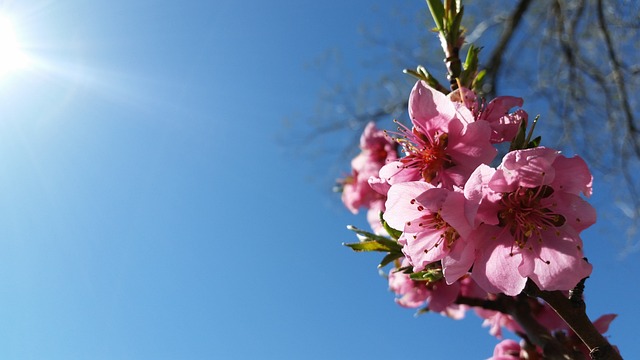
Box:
483;0;535;97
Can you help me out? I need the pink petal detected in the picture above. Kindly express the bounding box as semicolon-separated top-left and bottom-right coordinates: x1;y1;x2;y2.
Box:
447;119;497;172
379;161;420;185
409;80;456;134
593;314;617;334
464;164;501;226
491;147;559;191
472;227;528;295
383;181;434;230
528;229;592;291
550;154;593;197
403;229;449;270
428;280;461;313
483;96;523;122
442;239;475;284
546;192;597;232
441;190;473;238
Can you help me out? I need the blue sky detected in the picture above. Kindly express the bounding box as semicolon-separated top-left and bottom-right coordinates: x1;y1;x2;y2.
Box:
0;1;637;359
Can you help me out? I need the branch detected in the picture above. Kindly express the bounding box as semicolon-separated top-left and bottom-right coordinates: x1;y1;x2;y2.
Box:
483;0;535;97
596;0;640;159
524;281;622;360
457;294;577;359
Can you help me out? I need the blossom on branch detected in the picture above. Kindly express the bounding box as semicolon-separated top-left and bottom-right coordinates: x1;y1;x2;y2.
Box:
379;80;496;189
464;147;595;295
383;181;475;276
449;88;528;144
388;259;480;319
340;122;398;232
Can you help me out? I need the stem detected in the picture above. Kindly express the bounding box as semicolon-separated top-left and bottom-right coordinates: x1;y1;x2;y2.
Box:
501;294;576;359
524;280;622;360
457;294;576;359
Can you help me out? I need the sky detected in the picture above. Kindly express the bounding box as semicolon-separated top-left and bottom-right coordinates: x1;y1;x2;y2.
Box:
0;1;637;359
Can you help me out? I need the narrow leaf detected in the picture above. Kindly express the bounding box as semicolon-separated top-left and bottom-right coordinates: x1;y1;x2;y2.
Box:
343;240;393;252
403;68;425;81
345;226;403;252
426;0;445;31
527;136;542;148
450;7;464;39
471;69;486;93
415;306;430;316
346;225;389;243
378;252;404;268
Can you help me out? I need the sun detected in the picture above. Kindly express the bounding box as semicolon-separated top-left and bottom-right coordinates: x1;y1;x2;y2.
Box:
0;13;28;77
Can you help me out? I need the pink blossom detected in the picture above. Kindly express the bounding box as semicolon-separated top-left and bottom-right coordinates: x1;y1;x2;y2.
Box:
450;87;528;143
476;306;521;339
464;147;595;295
475;96;528;144
383;181;475;278
341;122;398;215
379;81;496;189
487;339;524;360
388;259;466;319
388;266;430;308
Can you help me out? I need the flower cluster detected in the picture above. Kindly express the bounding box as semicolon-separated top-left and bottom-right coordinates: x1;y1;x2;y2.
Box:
340;122;398;234
356;80;595;296
340;80;615;356
339;2;620;357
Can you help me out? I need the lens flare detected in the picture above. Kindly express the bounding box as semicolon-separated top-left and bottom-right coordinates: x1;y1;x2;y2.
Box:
0;13;28;77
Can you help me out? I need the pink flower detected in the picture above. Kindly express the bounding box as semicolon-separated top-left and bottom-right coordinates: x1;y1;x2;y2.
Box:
450;87;528;143
476;308;521;339
379;81;496;189
487;339;525;360
383;181;475;277
464;147;595;295
475;96;528;144
341;122;398;215
388;259;466;319
388;266;430;308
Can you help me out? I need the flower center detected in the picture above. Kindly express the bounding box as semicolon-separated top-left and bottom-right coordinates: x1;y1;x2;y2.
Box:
388;122;453;184
497;185;566;248
418;217;459;253
417;133;449;182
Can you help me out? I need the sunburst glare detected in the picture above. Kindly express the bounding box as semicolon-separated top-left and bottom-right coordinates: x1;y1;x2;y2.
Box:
0;12;29;77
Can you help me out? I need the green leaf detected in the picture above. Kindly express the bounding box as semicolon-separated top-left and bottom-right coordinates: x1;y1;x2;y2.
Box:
471;69;486;93
378;252;404;268
527;136;542;148
403;68;425;81
409;268;443;282
426;0;445;31
524;114;540;146
450;6;464;38
463;45;480;72
419;67;448;93
344;225;403;252
415;306;430;316
346;225;394;244
459;44;480;87
343;240;395;252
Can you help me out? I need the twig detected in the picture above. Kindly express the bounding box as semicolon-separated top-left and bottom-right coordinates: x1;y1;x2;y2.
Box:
524;280;622;360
